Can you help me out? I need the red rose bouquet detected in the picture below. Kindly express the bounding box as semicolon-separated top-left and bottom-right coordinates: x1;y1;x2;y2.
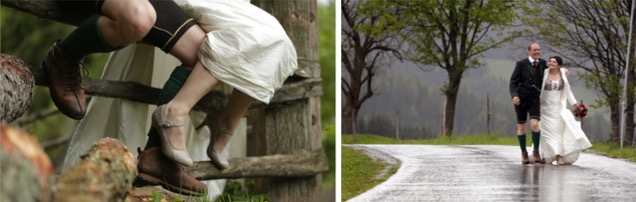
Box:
574;103;588;118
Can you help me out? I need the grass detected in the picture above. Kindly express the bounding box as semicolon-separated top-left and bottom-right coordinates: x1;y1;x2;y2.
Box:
322;123;336;191
341;133;636;201
341;146;400;201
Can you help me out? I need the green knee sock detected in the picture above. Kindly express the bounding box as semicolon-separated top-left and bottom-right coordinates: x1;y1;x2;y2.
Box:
144;66;191;150
532;131;540;150
517;134;527;152
59;14;123;61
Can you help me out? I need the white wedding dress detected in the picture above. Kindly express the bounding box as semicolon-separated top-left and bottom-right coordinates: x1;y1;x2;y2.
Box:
174;0;298;104
539;68;592;164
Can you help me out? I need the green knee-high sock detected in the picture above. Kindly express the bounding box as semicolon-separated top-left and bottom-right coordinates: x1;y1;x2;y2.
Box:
144;66;191;150
532;131;540;150
517;134;527;152
59;14;123;61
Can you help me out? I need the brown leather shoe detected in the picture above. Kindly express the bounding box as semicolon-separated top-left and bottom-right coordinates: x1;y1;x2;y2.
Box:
42;41;86;119
134;147;207;196
533;150;545;164
521;151;530;164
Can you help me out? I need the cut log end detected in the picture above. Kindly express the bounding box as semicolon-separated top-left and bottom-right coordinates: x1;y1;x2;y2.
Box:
0;124;54;201
53;138;137;201
0;54;35;122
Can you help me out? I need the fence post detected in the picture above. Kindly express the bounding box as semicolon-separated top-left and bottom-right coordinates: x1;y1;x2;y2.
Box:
396;110;400;140
249;0;322;200
487;94;490;135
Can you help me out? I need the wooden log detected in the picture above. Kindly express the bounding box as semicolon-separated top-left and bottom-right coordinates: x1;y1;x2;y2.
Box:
23;63;321;109
1;0;91;26
189;150;329;180
0;124;54;202
0;54;35;122
53;138;137;201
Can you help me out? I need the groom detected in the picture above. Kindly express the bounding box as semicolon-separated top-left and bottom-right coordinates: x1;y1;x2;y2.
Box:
509;43;547;164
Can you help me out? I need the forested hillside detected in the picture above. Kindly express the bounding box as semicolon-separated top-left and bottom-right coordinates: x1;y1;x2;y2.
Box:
354;58;611;141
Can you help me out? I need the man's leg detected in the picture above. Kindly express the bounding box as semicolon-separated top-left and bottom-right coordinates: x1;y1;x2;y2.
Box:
515;104;529;164
44;0;156;119
529;99;545;163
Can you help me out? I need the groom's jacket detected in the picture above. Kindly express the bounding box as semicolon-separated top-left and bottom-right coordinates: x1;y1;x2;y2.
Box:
509;58;547;103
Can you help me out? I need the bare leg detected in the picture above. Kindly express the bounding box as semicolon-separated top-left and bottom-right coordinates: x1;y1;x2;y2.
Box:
100;0;156;46
530;119;539;133
169;26;206;68
517;123;526;135
159;62;221;150
214;90;254;153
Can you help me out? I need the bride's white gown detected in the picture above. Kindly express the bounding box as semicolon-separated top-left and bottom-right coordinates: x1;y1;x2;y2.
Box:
539;68;592;164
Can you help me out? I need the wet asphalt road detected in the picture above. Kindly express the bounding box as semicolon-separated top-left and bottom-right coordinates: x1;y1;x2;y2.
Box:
346;145;636;201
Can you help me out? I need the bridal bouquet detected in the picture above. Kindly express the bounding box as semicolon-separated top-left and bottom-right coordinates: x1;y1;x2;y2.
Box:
574;103;588;118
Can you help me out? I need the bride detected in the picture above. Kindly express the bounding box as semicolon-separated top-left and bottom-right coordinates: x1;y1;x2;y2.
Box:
538;56;592;165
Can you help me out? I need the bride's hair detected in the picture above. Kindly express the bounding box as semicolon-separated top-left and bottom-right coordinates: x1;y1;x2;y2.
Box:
550;56;563;66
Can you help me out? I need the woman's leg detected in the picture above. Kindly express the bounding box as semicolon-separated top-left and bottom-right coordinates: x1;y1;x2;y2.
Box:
213;90;254;153
158;62;222;150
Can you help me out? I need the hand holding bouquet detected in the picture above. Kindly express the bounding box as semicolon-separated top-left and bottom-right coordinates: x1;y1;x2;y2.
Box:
573;103;588;118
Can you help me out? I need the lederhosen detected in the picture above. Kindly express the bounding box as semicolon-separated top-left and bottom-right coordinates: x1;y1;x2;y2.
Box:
61;0;196;53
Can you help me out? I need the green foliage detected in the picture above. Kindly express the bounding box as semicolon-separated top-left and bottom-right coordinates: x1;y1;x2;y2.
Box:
581;70;623;109
590;142;636;162
318;1;336;124
322;123;336;190
341;146;399;201
360;0;520;68
151;192;163;202
217;180;267;202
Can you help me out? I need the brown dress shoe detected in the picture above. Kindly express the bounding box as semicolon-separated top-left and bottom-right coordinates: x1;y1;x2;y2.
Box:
521;151;530;164
533;150;545;164
42;41;86;119
134;147;208;196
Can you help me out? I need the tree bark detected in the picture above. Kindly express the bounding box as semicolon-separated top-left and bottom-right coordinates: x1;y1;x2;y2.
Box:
0;54;35;122
53;138;137;202
441;71;463;137
1;0;92;26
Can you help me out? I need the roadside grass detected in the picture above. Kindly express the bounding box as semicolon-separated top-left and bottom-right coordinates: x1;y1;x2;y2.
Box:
341;133;636;201
341;146;400;201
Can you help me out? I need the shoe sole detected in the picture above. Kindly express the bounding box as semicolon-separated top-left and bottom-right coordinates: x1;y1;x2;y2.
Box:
134;172;206;197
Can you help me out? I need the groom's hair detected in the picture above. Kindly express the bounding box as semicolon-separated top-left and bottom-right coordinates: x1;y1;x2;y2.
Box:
550;56;563;66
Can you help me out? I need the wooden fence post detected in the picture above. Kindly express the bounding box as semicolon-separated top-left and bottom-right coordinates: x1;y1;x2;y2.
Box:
249;0;322;201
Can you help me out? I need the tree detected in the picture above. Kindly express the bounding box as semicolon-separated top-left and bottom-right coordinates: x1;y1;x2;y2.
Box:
365;0;520;136
341;0;403;137
523;0;636;145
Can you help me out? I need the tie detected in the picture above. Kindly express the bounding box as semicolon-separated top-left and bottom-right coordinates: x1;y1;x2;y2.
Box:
532;61;537;75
